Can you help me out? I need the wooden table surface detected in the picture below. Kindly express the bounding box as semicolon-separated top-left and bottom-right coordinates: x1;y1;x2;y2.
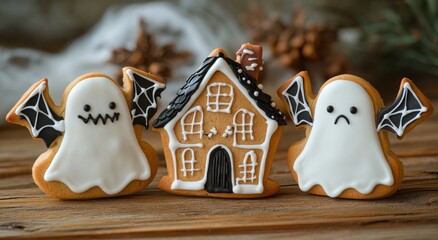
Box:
0;102;437;239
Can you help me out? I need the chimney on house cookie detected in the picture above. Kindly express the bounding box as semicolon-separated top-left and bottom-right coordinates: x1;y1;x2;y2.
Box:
236;44;263;82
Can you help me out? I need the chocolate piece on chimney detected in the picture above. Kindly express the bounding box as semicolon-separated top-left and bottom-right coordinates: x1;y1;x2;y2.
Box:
236;44;263;82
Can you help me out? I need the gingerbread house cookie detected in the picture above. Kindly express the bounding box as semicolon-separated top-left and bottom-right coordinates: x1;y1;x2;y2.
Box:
153;44;286;198
6;67;165;199
278;72;433;199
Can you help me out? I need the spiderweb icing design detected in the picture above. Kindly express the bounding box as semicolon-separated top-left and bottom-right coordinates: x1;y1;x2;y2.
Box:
377;82;428;137
15;82;64;147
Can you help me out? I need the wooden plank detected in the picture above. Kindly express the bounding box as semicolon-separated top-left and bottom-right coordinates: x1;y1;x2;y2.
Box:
0;154;436;239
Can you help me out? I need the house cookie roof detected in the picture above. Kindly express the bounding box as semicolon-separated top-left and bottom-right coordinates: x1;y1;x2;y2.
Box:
153;52;287;128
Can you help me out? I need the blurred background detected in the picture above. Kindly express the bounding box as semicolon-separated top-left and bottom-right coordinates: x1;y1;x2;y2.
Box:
1;0;437;125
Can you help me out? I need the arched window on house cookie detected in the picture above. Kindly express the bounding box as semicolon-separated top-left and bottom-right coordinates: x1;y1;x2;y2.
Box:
237;151;258;184
181;106;203;140
233;108;255;141
180;148;199;177
206;82;234;113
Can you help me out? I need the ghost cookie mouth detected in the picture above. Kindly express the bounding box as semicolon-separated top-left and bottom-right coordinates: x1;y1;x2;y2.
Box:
78;101;120;125
78;112;120;125
334;114;350;125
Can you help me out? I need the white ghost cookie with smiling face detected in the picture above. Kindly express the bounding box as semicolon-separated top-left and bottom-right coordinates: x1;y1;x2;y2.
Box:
278;72;433;199
6;67;165;199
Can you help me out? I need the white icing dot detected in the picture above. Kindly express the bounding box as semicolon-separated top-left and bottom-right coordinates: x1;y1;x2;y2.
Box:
238;69;243;73
247;80;251;84
271;102;276;107
254;91;259;97
271;115;275;119
167;105;171;109
242;77;246;80
258;84;264;89
259;66;264;71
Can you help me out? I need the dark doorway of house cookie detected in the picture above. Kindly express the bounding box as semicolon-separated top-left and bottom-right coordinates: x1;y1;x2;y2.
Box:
205;146;233;193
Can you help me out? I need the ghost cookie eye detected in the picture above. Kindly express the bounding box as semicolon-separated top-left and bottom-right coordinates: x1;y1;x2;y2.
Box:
350;106;357;114
83;104;91;112
327;105;334;113
109;102;116;109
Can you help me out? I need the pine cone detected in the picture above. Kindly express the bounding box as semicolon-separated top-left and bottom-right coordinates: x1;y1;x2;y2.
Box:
246;9;347;78
109;18;191;81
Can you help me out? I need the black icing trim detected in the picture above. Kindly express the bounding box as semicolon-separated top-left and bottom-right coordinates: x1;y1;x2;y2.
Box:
78;112;120;125
153;53;287;128
204;146;233;193
334;115;350;125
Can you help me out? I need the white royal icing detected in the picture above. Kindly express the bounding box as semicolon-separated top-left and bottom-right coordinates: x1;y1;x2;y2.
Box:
242;49;254;55
233;108;255;141
294;80;394;197
245;63;258;72
241;48;260;72
206;82;234;113
236;150;258;184
180;148;199;177
180;106;204;141
206;127;217;139
44;77;151;195
165;58;278;194
222;125;233;138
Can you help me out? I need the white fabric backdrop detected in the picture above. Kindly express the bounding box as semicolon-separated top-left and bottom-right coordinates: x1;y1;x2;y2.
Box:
0;1;296;125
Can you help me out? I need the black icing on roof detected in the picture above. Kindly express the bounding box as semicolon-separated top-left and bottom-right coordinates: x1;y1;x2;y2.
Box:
153;52;287;128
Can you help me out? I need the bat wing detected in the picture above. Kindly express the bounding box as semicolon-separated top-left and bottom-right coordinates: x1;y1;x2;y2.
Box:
280;74;313;126
124;68;166;129
10;80;64;147
377;79;431;138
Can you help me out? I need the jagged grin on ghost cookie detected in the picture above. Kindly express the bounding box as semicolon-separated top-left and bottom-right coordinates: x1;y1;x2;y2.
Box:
78;102;120;125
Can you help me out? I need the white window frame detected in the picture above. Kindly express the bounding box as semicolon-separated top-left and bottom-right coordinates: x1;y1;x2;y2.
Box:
180;106;203;141
180;148;199;177
237;151;258;184
206;82;234;113
233;108;255;141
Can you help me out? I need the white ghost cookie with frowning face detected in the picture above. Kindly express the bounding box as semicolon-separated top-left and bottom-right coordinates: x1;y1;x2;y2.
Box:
6;67;165;199
278;72;433;199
